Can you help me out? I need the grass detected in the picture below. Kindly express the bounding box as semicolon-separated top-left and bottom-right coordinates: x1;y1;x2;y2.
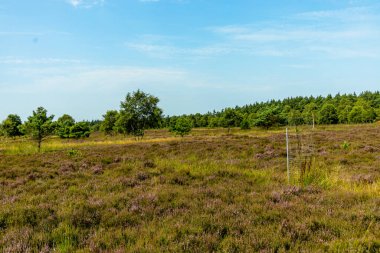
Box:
0;125;379;252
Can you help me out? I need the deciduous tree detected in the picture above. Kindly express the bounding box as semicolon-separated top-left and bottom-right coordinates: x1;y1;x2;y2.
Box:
0;114;23;137
115;90;162;138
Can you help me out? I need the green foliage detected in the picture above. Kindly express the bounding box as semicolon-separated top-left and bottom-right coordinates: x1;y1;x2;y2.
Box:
302;102;318;125
240;118;251;130
0;114;23;137
338;105;352;124
116;90;162;138
221;108;242;133
348;106;367;124
318;104;338;124
69;122;90;139
160;91;380;129
208;117;221;128
253;106;285;129
100;110;119;135
169;117;193;137
287;109;304;126
24;107;54;151
67;149;81;157
56;114;75;138
341;141;350;151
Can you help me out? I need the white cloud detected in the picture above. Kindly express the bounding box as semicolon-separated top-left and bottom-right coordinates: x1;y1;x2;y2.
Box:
0;65;188;93
0;57;83;65
296;6;380;22
205;5;380;59
125;4;380;61
67;0;105;8
125;42;233;59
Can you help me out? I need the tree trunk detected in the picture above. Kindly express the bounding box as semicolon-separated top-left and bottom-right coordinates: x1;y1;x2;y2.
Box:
38;139;41;152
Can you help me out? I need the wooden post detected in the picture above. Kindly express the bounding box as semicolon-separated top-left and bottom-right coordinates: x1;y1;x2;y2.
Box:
286;128;290;184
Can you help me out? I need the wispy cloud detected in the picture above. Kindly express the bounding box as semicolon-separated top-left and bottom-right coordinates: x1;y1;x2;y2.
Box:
295;6;380;22
67;0;105;8
0;65;187;93
125;5;380;60
206;5;380;59
0;57;83;65
125;42;233;59
139;0;160;2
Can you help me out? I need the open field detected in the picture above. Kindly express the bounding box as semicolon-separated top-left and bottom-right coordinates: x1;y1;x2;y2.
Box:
0;125;379;252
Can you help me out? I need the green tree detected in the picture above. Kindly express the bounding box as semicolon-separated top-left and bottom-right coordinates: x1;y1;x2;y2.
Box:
348;106;366;123
208;117;221;128
338;105;352;124
69;122;91;139
302;102;318;126
318;104;338;124
100;110;119;135
115;90;162;138
253;106;284;129
24;107;54;152
355;98;376;122
288;109;304;127
56;114;75;138
240;118;251;130
169;117;192;137
1;114;23;137
221;108;242;134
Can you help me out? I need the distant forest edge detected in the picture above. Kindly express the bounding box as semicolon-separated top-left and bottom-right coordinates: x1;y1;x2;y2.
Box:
164;91;380;129
1;90;380;142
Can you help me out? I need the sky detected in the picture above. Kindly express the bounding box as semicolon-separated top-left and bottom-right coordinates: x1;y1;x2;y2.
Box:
1;0;380;120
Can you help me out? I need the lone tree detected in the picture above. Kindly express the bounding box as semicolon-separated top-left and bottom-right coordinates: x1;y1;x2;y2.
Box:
24;107;54;152
1;114;23;137
169;117;192;137
116;90;162;138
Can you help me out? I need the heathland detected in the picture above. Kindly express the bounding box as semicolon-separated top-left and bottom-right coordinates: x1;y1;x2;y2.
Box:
0;124;379;252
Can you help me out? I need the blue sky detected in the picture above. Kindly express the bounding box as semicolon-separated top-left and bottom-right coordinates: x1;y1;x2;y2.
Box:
1;0;380;120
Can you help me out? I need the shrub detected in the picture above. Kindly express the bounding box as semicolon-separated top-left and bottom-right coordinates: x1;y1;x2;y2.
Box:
169;117;193;137
69;122;90;139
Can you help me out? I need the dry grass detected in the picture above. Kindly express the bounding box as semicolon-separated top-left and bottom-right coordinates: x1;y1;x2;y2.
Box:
0;125;379;252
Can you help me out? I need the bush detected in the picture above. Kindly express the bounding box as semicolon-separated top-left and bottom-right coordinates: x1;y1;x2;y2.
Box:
56;114;75;138
169;117;192;137
240;118;251;130
1;114;23;137
69;122;90;139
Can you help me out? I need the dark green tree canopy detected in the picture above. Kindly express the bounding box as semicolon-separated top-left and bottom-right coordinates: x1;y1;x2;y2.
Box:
221;108;242;133
56;114;75;139
24;107;54;151
1;114;23;137
69;122;91;139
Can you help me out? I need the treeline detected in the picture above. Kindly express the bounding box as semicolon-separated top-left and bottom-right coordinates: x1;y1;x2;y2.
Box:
1;90;380;150
162;91;380;130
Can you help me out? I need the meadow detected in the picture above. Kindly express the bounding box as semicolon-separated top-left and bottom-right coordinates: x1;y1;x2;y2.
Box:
0;124;379;252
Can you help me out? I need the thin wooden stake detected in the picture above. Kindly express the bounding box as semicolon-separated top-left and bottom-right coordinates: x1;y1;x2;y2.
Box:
286;128;290;184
